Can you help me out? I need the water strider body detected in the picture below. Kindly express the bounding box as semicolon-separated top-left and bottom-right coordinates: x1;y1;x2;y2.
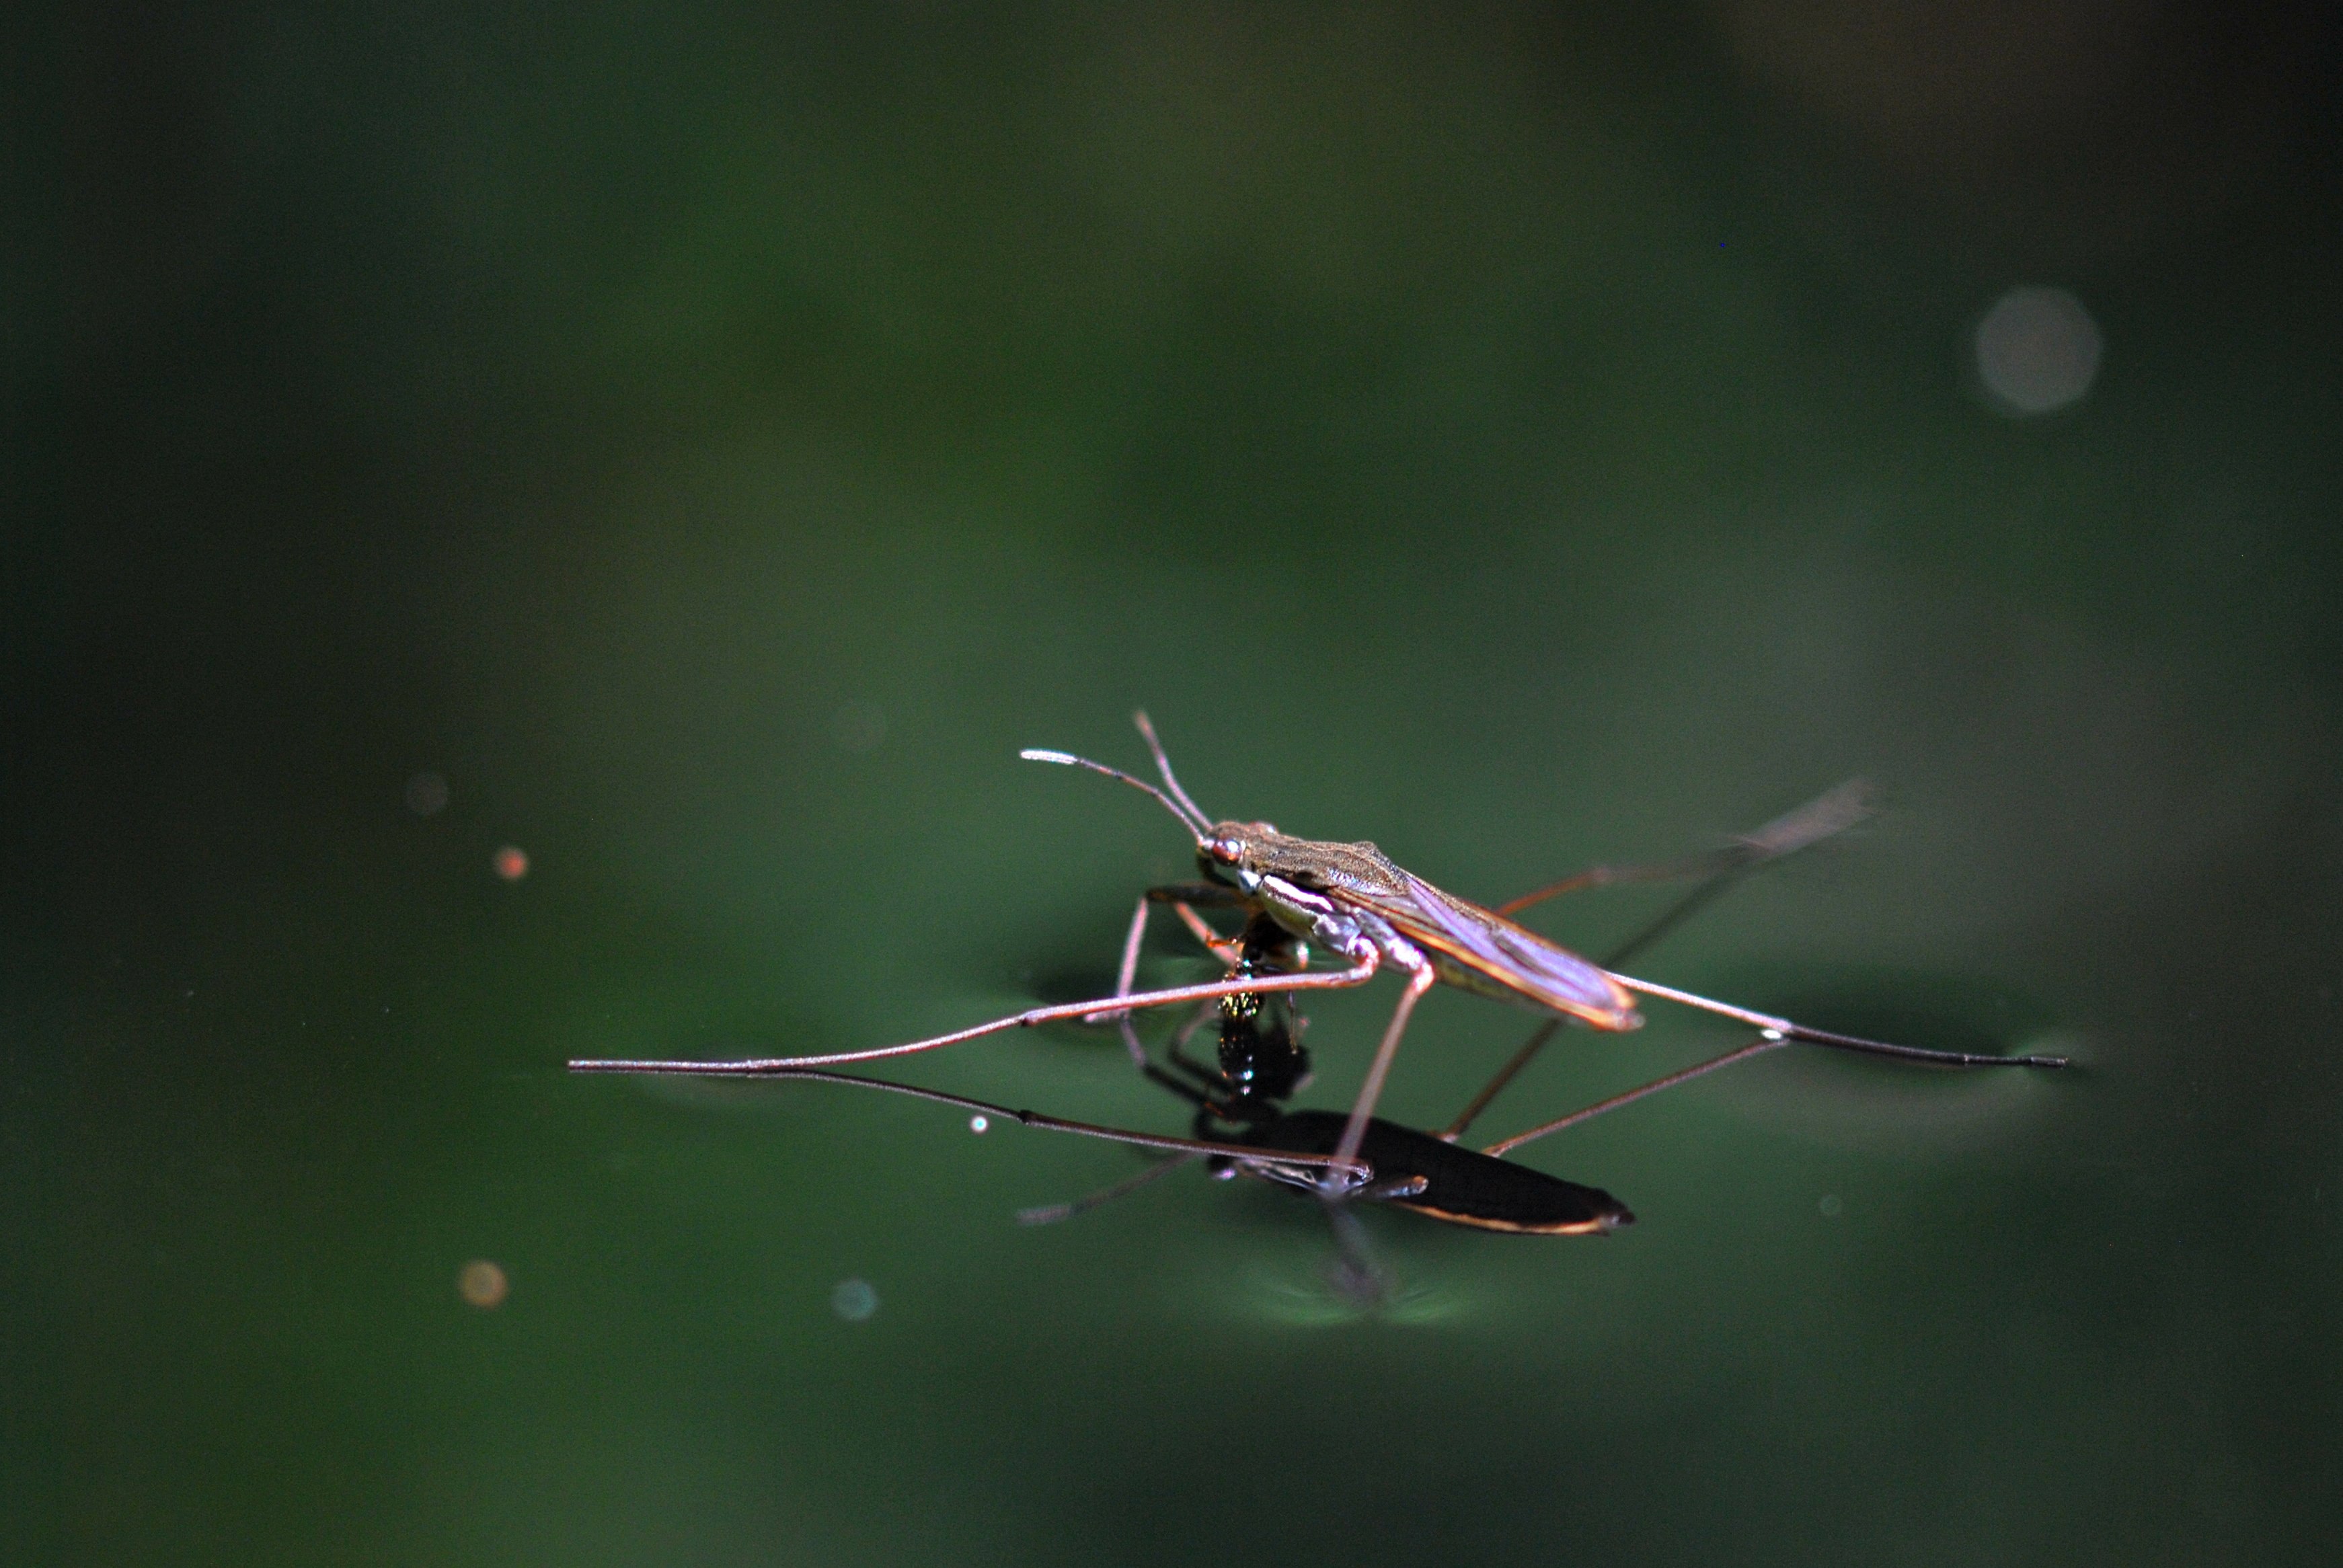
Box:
571;713;2067;1195
1127;914;1633;1237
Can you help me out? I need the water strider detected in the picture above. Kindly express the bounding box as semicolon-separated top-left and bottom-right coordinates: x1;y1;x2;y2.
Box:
570;714;2067;1194
613;789;1945;1256
1027;908;1639;1237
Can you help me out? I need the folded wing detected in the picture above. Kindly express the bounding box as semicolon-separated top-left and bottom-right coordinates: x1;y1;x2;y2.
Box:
1388;874;1640;1031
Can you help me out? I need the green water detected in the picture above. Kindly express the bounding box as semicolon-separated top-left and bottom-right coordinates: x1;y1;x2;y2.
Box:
9;6;2341;1565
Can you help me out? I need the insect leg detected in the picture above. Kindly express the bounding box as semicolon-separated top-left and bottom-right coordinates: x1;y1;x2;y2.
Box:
1495;780;1874;918
1083;884;1247;1032
566;954;1381;1074
1494;851;1744;918
1439;859;1761;1142
1584;784;1868;967
1323;961;1440;1193
1607;973;2072;1068
1169;902;1241;962
1084;894;1157;1038
1445;781;1881;1140
1478;1033;1788;1157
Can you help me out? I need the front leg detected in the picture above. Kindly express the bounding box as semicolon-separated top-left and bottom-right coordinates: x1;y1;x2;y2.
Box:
1083;882;1252;1037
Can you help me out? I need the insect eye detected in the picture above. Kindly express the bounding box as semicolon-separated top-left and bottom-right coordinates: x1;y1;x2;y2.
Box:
1207;836;1243;865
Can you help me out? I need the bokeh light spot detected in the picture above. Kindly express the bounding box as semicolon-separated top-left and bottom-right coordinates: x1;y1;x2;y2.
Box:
1974;285;2102;415
1818;1194;1844;1218
968;1114;989;1134
831;1278;879;1321
459;1259;509;1307
493;846;529;881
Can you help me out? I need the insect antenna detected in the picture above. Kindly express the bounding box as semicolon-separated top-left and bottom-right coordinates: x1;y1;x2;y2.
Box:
1021;747;1210;837
1130;709;1213;828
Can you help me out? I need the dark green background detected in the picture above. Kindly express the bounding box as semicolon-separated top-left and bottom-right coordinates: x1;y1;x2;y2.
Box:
8;4;2341;1564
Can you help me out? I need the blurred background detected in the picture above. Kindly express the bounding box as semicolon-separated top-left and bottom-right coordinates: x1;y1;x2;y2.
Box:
7;3;2341;1563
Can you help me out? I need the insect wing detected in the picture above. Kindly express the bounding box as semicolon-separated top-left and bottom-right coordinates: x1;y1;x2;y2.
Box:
1386;875;1639;1029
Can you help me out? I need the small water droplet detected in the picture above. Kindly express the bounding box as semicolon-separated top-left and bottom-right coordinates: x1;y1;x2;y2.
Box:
968;1115;989;1134
1818;1194;1843;1218
831;1278;879;1321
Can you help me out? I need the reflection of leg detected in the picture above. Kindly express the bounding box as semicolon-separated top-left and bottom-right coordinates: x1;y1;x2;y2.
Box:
1442;850;1767;1141
1017;1152;1199;1227
1324;962;1438;1192
1453;782;1881;1139
1437;1019;1558;1142
1319;1201;1387;1307
689;1064;1372;1180
1155;1002;1223;1090
1142;1061;1215;1109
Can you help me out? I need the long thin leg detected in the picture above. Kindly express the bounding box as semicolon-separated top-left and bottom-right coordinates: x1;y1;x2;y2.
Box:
1155;1004;1222;1088
1169;902;1239;959
1480;1033;1788;1157
1089;886;1247;1070
1017;1152;1200;1226
1159;1000;1267;1109
1586;781;1874;971
1607;972;2071;1068
1496;780;1874;917
566;953;1380;1074
1437;863;1760;1142
1494;851;1744;918
662;1064;1371;1179
1323;962;1439;1193
1083;885;1245;1029
1141;1060;1217;1109
1084;894;1156;1033
1459;977;2065;1152
1437;1019;1560;1142
1444;780;1882;1140
1094;896;1237;1062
